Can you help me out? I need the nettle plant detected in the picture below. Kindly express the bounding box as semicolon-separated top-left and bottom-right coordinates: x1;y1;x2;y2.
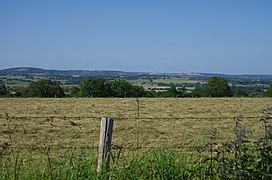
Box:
195;108;272;179
254;108;272;178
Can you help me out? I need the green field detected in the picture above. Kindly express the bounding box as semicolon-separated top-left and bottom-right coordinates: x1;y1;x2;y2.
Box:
128;78;205;89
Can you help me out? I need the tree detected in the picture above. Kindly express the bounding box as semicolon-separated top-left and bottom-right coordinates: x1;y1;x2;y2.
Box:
130;85;146;97
201;77;232;97
79;78;93;97
109;79;146;97
168;84;178;97
0;84;9;96
91;78;109;97
177;86;187;97
191;87;202;97
156;84;187;98
190;83;202;97
109;80;132;97
232;86;248;97
23;79;65;97
70;86;80;97
79;78;111;97
263;85;272;97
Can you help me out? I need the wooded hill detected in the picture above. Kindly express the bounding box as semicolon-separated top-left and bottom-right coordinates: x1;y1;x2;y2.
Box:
1;67;272;83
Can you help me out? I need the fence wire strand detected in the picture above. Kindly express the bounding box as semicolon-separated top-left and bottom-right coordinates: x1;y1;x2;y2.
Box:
0;114;263;121
0;103;269;155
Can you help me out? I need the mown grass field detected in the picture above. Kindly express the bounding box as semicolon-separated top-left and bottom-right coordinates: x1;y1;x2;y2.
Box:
0;98;271;155
0;98;272;179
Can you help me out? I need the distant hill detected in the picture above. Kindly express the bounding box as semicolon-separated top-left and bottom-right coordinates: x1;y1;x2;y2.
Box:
0;67;144;77
0;67;272;81
193;73;272;80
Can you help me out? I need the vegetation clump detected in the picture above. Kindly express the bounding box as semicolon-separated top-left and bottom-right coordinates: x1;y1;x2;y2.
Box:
23;79;65;98
201;77;232;97
263;85;272;97
0;84;9;97
1;75;272;98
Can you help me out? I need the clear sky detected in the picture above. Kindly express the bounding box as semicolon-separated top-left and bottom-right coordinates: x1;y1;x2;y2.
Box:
0;0;272;74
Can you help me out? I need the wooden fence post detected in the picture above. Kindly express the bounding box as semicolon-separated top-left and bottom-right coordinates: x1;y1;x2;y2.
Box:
97;117;114;173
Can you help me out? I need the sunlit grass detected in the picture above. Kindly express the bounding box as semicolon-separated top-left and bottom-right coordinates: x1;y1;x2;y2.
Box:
0;98;271;155
0;98;271;178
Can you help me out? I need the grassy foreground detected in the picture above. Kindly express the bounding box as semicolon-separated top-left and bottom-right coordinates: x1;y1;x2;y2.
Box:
0;98;272;179
1;138;272;179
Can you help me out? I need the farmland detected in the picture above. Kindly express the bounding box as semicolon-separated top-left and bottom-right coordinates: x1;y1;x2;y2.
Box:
1;98;271;153
0;98;272;179
1;68;272;96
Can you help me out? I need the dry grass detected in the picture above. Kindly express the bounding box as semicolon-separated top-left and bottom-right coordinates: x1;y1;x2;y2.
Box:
0;98;271;156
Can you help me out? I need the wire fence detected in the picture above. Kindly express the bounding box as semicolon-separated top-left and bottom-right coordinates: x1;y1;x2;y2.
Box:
0;114;263;120
0;112;266;155
1;101;271;180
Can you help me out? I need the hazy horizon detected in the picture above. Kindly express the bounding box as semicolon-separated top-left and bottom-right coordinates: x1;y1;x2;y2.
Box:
1;1;272;74
2;66;272;76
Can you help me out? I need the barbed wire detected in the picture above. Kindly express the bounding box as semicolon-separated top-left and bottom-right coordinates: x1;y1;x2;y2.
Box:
0;114;263;121
0;111;269;158
0;144;260;152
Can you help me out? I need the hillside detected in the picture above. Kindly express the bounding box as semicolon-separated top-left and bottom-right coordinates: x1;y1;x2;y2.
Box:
1;67;272;80
1;67;272;89
0;67;142;77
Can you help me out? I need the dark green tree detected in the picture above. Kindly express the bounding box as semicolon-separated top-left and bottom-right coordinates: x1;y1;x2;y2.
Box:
157;84;187;98
168;84;178;97
146;90;156;97
79;78;111;97
191;87;202;97
177;86;187;97
201;77;232;97
109;79;146;97
70;86;80;97
79;78;93;97
130;85;146;97
109;80;132;97
23;79;65;97
232;86;248;97
91;78;108;97
263;85;272;97
190;83;202;97
0;84;9;96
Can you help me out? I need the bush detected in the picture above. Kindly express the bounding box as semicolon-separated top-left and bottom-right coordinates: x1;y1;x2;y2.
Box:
0;84;9;97
23;79;65;97
263;85;272;97
202;77;232;97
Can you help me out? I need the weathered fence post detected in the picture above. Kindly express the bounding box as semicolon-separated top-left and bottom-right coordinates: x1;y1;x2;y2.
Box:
97;117;114;173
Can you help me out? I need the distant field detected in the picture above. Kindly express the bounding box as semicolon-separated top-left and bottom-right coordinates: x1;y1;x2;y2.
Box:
128;78;205;91
128;78;204;84
2;76;200;91
0;98;271;157
0;75;71;93
152;78;205;84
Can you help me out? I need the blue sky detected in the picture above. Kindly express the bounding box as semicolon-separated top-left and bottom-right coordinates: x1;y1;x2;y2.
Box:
0;0;272;74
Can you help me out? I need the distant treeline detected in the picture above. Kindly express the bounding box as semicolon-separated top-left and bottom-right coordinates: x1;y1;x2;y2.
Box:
1;77;272;98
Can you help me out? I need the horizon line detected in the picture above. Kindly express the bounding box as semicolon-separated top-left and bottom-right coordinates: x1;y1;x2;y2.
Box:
1;66;272;76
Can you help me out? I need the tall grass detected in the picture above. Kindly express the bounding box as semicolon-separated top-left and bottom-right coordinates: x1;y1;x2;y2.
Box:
0;147;193;180
1;136;271;180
